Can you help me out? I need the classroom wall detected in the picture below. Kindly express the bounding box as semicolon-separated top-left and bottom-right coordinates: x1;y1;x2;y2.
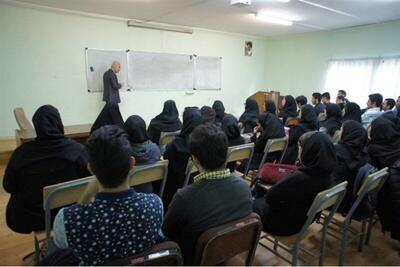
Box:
0;3;268;138
264;20;400;104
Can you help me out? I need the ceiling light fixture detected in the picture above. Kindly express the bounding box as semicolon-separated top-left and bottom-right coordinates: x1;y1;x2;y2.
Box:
255;13;293;26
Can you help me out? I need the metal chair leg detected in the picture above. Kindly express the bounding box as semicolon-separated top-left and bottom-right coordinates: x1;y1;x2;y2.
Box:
292;246;299;266
365;215;374;245
358;220;367;252
338;226;349;266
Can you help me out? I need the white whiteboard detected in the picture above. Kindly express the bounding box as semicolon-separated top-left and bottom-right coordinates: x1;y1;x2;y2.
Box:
194;56;222;90
86;49;129;92
128;51;194;91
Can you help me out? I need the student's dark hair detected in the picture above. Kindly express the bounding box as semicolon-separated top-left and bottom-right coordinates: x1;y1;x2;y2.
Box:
338;90;347;96
322;92;331;100
87;125;132;188
369;93;383;108
312;93;322;102
295;95;308;106
188;124;228;171
385;98;396;110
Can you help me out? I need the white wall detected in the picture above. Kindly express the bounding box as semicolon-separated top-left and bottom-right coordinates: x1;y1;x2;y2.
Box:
0;3;268;138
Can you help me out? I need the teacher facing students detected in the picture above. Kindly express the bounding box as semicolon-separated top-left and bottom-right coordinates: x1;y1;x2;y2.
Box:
103;61;122;104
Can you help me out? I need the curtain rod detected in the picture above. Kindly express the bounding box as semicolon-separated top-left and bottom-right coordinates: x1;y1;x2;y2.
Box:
329;55;400;62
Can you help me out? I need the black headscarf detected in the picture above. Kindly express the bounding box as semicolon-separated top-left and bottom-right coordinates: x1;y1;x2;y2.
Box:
258;113;285;140
32;105;64;141
221;114;243;146
239;98;260;125
337;120;369;169
298;104;319;131
299;132;337;175
367;115;400;169
343;102;362;123
322;103;342;136
265;100;277;114
149;100;182;132
279;95;298;119
91;103;124;133
123;115;149;144
200;106;216;124
179;107;203;139
212;100;226;123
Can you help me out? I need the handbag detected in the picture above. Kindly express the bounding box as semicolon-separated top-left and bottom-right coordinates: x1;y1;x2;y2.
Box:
259;163;297;184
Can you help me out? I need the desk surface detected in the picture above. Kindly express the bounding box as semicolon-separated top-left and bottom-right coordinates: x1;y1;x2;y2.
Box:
16;124;92;141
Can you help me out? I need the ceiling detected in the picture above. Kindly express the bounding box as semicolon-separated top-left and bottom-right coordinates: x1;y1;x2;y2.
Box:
9;0;400;37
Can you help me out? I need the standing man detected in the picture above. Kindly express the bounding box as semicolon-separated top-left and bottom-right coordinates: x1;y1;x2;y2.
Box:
103;61;122;104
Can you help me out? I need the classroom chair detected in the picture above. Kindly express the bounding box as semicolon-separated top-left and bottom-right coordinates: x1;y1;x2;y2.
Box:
258;181;348;266
159;130;181;154
14;107;33;130
317;167;389;266
257;136;289;173
129;160;169;198
226;143;255;178
183;158;199;187
103;241;183;266
193;213;262;266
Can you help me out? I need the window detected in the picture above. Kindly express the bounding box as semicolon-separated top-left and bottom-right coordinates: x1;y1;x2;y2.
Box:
324;57;400;106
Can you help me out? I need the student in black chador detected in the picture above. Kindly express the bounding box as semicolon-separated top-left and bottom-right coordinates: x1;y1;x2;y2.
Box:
343;102;362;123
162;107;203;208
90;102;124;133
278;95;298;124
221;114;245;172
239;98;259;133
148;100;182;145
253;132;335;236
3;105;89;234
321;103;343;138
212;100;226;126
281;104;319;164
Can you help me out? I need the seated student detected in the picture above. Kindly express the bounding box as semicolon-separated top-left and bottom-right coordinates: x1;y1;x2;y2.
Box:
312;92;325;116
336;95;346;111
281;104;319;164
321;103;343;139
278;95;298;125
163;107;203;208
322;92;331;105
51;126;163;266
212;100;226;126
265;100;277;114
124;115;161;193
295;95;308;110
253;132;335;236
333;120;369;213
239;98;260;133
221;114;245;172
361;93;383;129
249;113;285;169
90;102;124;133
367;115;400;241
3;105;89;234
162;124;252;264
200;105;216;125
382;98;396;114
343;102;362;123
338;89;350;104
396;96;400;118
148;100;182;145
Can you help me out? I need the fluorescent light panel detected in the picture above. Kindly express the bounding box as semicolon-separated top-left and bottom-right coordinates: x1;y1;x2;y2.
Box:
255;13;293;26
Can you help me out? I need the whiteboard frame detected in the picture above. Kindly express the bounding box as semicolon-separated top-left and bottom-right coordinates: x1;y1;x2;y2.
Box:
85;48;130;93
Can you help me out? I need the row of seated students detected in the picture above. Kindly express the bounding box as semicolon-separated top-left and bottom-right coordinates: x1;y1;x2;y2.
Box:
3;95;400;265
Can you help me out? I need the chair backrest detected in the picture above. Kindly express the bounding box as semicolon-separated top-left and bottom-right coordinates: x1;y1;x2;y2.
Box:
226;143;255;177
43;176;94;239
128;160;169;198
345;167;389;221
295;182;348;244
103;241;183;266
14;107;33;130
257;136;288;171
193;213;262;266
183;158;199;187
159;131;181;154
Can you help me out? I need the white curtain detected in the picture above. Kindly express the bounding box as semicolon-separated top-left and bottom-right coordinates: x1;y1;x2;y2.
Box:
372;58;400;99
324;59;374;106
